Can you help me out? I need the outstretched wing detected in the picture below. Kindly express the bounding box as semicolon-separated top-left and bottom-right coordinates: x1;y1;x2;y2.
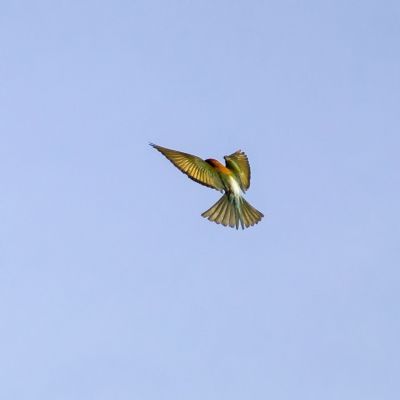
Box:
150;143;224;192
224;150;251;191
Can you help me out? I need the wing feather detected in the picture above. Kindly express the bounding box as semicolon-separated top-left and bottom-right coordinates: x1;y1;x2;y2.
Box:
224;150;251;191
150;143;224;191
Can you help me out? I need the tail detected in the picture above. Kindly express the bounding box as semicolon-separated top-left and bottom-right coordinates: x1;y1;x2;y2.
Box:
201;194;263;230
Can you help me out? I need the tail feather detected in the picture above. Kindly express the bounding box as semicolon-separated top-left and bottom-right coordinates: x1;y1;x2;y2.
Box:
231;202;239;229
201;194;263;230
242;200;260;226
201;194;229;225
241;203;252;227
222;202;230;227
213;196;227;222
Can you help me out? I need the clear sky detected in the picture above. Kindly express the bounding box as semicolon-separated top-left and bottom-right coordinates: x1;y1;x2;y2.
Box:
1;1;399;399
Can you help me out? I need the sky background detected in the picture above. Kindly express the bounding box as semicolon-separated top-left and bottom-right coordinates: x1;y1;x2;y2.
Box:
1;1;400;399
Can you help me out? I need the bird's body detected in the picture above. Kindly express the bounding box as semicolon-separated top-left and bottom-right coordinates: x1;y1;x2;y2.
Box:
150;143;263;229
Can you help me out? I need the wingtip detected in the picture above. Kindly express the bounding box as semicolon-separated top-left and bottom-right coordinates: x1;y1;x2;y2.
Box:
224;149;243;159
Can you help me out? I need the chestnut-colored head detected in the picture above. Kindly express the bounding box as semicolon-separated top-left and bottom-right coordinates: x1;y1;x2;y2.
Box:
205;158;223;168
206;158;233;175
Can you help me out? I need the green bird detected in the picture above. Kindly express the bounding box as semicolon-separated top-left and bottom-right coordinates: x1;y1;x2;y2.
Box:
150;143;264;229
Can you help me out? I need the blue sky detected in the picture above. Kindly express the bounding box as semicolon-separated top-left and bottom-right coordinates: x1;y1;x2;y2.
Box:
1;1;399;399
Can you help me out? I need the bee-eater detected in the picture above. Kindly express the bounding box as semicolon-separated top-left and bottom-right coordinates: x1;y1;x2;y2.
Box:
150;143;264;230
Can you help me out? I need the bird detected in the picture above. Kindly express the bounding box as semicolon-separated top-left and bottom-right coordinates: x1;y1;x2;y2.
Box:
150;143;263;230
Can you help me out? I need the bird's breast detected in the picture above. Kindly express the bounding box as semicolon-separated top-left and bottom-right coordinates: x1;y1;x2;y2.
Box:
227;176;242;197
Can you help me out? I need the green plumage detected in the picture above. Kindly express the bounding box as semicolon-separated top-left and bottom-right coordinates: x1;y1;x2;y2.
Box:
201;193;263;230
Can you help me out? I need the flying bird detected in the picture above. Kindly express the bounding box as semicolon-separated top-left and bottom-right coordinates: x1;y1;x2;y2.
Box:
150;143;263;230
